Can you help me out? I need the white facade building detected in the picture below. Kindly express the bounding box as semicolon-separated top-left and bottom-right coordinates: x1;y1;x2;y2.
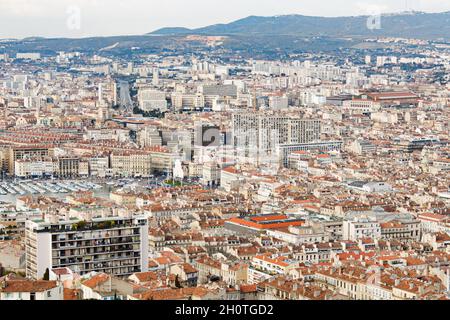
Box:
138;89;167;112
343;217;381;241
25;214;149;280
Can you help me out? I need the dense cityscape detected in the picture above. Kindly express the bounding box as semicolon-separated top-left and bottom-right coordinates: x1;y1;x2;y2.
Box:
0;7;449;302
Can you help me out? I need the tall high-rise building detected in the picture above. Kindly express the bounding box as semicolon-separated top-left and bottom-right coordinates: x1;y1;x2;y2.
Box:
127;62;134;75
152;67;159;86
98;83;103;103
112;62;119;73
113;82;118;105
232;113;321;160
25;214;149;280
138;89;167;112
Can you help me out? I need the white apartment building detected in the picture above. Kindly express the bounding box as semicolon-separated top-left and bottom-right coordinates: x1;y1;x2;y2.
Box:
277;141;342;167
16;53;41;60
171;92;205;111
269;95;289;110
418;213;449;233
14;158;54;178
342;217;381;241
360;282;394;300
343;99;380;114
110;151;152;177
248;255;297;284
88;156;110;178
200;162;221;187
266;225;329;245
220;166;242;192
371;111;399;124
376;56;398;67
432;159;450;172
138;89;167;112
25;214;149;280
232;113;321;161
148;148;177;174
346;181;393;193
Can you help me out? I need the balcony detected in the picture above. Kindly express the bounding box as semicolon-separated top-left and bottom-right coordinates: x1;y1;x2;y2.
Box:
52;238;140;250
56;252;140;267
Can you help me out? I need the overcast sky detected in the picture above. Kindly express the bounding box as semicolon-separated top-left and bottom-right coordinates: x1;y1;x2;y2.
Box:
0;0;449;39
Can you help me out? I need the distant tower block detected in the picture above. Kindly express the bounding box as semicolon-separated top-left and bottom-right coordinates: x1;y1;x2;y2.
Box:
127;62;133;74
113;82;118;105
98;83;103;103
152;67;159;85
112;62;119;73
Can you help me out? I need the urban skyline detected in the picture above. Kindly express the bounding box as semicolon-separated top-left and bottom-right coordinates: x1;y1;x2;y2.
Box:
0;0;449;305
1;0;450;38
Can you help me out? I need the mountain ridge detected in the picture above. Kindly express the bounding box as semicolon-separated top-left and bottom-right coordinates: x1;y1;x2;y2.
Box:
150;11;450;40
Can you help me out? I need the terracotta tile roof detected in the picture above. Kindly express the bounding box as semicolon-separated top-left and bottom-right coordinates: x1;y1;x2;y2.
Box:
132;287;209;300
63;288;80;300
240;284;257;293
0;280;58;293
182;263;198;274
51;268;71;276
81;273;109;289
132;271;159;283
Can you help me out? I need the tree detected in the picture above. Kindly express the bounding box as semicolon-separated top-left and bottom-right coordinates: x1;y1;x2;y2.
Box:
133;106;165;119
43;268;50;281
73;220;87;230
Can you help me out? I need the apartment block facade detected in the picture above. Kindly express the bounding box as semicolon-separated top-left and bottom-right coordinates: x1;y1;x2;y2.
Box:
231;113;321;161
25;215;149;280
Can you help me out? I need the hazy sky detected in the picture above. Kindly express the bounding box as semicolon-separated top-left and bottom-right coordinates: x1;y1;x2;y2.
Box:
0;0;449;39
